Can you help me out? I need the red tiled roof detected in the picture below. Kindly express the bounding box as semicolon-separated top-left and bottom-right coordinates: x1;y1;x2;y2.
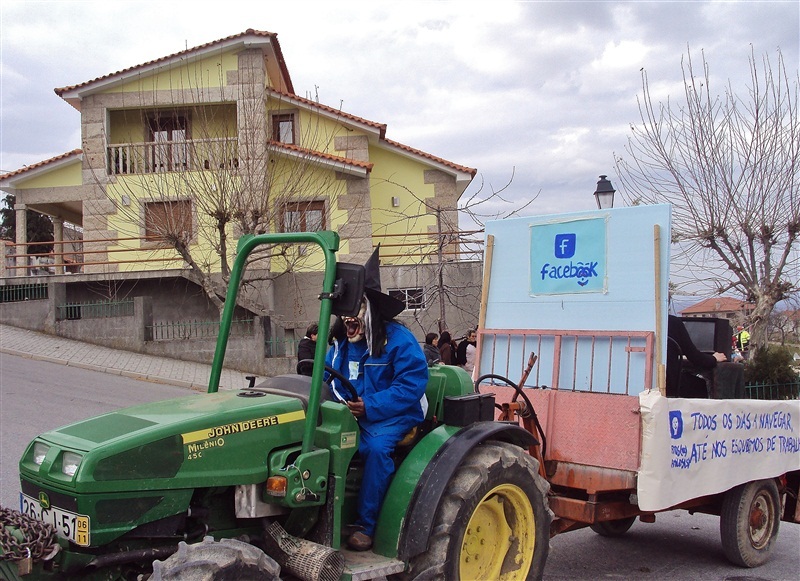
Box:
55;29;292;97
680;297;754;315
267;88;387;136
0;149;82;181
268;140;373;172
268;89;475;177
383;138;477;177
48;29;474;182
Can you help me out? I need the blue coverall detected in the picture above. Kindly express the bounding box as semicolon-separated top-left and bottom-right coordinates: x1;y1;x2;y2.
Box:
325;321;429;537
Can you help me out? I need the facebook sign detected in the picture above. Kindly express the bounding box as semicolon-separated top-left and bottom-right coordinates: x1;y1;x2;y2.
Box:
529;217;607;295
554;233;576;258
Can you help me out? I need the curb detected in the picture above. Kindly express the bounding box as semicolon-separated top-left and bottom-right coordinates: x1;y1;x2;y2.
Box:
1;346;205;391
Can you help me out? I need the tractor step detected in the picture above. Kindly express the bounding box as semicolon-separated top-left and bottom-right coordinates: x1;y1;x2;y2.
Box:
341;549;405;580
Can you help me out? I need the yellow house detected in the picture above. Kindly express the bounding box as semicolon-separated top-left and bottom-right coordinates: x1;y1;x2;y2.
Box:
1;29;475;281
1;30;482;361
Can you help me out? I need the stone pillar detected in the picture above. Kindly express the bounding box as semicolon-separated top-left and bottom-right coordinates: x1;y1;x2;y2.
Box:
334;136;373;264
47;282;66;333
134;296;154;345
0;240;8;277
53;218;64;274
14;204;27;277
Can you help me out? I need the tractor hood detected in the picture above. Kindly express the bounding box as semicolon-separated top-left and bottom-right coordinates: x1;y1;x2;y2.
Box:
20;388;307;494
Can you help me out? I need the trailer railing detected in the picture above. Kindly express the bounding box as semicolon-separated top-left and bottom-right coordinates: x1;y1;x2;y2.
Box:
477;328;655;395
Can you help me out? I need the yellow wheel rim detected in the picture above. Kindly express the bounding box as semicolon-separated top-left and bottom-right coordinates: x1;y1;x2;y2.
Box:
460;483;535;580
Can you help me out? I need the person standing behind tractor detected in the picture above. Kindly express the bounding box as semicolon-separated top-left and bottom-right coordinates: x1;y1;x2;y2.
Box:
456;328;477;373
438;331;456;365
296;323;318;376
325;247;429;551
422;332;440;365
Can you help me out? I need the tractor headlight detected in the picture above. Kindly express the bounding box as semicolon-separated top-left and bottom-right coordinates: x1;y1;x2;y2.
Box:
61;452;83;477
33;442;50;465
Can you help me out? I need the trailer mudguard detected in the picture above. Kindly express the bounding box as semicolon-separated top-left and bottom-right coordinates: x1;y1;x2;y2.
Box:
372;421;538;559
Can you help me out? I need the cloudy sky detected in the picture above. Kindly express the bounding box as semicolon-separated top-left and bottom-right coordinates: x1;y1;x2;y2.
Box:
1;0;798;221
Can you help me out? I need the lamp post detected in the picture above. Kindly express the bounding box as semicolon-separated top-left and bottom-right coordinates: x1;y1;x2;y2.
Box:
593;175;616;209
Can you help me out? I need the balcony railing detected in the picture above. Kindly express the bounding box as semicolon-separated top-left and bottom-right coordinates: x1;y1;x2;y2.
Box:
1;235;184;277
107;137;239;175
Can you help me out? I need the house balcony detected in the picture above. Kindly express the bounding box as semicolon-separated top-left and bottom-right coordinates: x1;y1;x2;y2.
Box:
106;137;239;176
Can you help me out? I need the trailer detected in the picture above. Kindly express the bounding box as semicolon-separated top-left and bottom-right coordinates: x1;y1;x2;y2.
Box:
474;203;800;568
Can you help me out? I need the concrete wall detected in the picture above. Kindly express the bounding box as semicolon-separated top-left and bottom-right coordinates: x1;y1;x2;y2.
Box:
0;295;50;332
0;279;293;377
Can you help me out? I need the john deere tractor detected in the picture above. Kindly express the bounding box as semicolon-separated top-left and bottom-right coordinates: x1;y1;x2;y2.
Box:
1;231;551;580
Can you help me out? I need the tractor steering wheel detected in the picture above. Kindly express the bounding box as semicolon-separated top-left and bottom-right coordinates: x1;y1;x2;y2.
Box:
296;359;359;402
322;364;360;402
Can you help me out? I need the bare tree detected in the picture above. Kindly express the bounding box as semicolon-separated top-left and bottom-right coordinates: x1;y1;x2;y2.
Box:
615;47;800;348
376;172;535;334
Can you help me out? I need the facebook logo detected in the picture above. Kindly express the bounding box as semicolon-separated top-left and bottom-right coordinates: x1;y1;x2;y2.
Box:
554;233;576;258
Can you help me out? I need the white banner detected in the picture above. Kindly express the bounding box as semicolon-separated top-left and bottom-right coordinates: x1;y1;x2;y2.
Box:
638;390;800;512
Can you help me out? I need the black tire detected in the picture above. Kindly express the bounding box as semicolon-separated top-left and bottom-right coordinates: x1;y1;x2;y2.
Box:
590;516;636;537
405;441;552;580
720;479;781;567
150;536;281;581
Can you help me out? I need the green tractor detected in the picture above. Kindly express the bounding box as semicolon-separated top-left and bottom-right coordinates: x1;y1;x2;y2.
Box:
2;232;551;580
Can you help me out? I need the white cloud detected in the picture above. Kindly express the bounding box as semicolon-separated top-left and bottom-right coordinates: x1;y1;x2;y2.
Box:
1;0;797;225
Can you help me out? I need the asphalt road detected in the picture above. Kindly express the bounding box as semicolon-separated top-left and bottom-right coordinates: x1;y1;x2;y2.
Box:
1;353;797;580
0;352;192;509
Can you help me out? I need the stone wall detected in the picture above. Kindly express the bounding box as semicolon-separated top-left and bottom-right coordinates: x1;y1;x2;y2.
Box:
0;280;293;377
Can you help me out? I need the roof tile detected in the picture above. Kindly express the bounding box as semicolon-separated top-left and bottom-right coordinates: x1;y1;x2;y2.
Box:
0;149;82;181
55;29;290;96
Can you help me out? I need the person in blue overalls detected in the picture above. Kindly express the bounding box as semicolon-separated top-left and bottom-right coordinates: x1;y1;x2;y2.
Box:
325;247;429;551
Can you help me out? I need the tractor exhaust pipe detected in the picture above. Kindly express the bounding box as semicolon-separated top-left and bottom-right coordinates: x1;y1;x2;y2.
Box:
262;520;344;581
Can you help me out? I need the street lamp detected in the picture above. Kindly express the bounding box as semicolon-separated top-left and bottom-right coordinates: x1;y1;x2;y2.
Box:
593;175;616;209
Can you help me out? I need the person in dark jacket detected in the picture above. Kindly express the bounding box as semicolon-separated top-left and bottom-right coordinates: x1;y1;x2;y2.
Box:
325;247;428;551
422;332;440;365
455;328;477;370
666;315;726;397
296;323;318;376
438;331;455;365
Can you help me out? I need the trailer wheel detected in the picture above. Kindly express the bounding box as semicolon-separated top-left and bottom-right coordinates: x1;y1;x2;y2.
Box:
150;536;281;581
405;441;551;580
589;516;636;537
720;479;781;567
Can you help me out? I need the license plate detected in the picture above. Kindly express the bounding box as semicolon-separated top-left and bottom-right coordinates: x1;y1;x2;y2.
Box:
19;493;90;546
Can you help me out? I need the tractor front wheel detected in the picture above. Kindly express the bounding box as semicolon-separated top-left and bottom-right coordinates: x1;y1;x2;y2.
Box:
150;536;281;581
406;441;551;580
720;479;781;567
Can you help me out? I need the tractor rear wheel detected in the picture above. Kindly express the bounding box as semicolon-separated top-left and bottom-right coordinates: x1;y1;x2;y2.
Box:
720;479;781;567
150;536;281;581
590;516;636;537
405;440;551;580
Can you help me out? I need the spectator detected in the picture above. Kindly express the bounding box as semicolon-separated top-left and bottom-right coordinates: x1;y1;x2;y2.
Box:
296;323;318;376
438;331;456;365
422;332;440;365
735;325;751;359
456;328;477;372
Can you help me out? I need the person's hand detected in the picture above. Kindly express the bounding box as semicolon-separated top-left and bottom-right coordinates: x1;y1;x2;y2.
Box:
346;397;366;418
713;352;727;363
